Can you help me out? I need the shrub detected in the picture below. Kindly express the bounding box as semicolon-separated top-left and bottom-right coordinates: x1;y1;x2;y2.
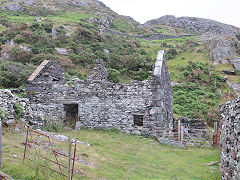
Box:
29;31;55;54
9;47;33;64
166;48;177;60
107;68;120;83
13;103;23;120
42;22;53;33
30;53;56;65
0;108;8;121
173;84;209;119
143;34;150;38
43;118;63;133
14;38;24;44
0;61;36;88
30;23;41;32
0;36;6;44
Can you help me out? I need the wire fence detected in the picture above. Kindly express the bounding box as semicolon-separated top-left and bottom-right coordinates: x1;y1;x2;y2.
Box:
23;127;77;180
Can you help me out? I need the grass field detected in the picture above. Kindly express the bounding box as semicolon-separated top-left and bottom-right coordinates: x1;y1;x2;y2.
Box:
1;128;221;180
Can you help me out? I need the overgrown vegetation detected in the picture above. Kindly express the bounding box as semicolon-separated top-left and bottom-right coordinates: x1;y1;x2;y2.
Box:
0;17;153;84
0;61;35;88
0;108;8;121
42;118;63;133
13;103;23;120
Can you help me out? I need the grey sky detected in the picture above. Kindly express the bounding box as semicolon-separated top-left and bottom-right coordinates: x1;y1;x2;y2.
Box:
100;0;240;28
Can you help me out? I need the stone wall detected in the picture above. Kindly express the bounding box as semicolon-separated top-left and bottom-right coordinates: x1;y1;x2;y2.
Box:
0;89;31;123
0;89;64;127
219;98;240;179
26;51;173;137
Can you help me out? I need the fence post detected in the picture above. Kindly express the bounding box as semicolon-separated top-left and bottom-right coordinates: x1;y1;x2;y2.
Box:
68;137;72;180
178;119;181;141
213;122;218;148
71;140;77;180
181;125;184;143
0;121;2;168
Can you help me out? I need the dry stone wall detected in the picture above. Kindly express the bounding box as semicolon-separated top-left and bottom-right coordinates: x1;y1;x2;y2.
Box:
26;51;173;137
0;89;31;123
0;89;63;127
219;99;240;179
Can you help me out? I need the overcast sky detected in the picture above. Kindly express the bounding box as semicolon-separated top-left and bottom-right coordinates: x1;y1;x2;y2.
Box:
100;0;240;28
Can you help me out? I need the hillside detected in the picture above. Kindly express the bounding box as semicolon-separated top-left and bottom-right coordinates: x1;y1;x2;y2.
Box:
0;0;240;121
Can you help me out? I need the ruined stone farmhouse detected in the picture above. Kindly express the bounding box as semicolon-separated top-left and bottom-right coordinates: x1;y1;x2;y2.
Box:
26;50;173;136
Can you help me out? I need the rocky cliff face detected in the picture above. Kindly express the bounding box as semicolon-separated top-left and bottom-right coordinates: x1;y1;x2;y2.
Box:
144;15;240;35
1;0;107;11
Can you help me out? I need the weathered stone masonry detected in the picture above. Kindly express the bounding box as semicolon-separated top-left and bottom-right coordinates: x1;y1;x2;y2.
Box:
26;50;173;137
220;99;240;179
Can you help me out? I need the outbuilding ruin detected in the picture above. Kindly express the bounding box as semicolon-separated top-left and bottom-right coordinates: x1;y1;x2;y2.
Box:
26;50;173;137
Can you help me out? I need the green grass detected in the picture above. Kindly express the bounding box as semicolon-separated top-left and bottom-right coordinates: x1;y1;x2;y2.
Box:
152;24;195;36
0;10;92;24
0;11;36;23
2;128;221;180
7;15;36;23
112;18;138;34
167;49;209;82
141;36;197;59
44;12;91;24
154;27;174;35
0;24;5;33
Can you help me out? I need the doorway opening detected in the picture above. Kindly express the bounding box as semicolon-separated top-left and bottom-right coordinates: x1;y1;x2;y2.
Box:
64;104;78;128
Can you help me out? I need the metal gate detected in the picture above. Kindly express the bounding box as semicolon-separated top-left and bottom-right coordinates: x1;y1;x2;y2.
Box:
23;127;77;180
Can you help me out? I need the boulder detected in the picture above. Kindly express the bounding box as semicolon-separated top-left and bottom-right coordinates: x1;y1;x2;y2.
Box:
35;17;41;22
223;70;236;75
104;49;110;54
55;48;69;56
2;3;21;11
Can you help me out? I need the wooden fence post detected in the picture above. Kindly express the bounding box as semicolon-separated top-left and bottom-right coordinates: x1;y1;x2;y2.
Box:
213;122;218;148
178;119;181;141
68;137;72;180
181;125;184;143
0;121;2;168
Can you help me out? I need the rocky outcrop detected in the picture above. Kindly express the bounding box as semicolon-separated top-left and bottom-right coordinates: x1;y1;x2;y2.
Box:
72;0;89;7
219;98;240;180
1;3;21;11
55;48;69;56
204;35;240;65
226;80;240;96
144;15;240;35
1;0;36;11
92;0;106;7
89;13;113;28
